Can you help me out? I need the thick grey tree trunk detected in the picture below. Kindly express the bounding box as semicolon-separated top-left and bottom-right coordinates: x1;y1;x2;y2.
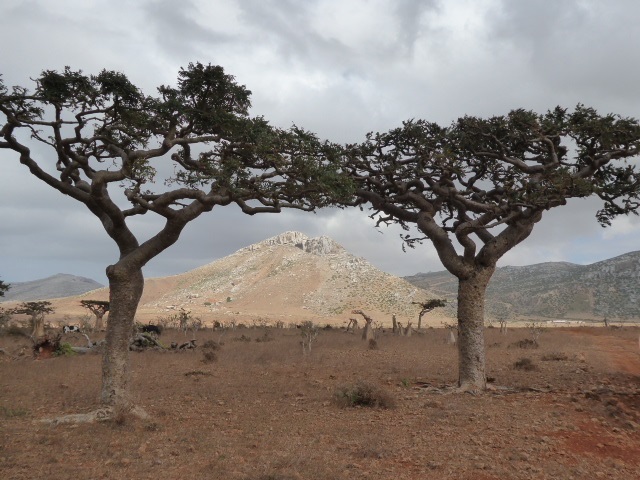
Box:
95;313;105;331
457;267;493;391
101;265;144;406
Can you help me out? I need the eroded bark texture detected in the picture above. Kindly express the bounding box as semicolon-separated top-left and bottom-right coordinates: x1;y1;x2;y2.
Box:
457;267;494;390
95;313;105;332
101;266;144;406
31;317;45;339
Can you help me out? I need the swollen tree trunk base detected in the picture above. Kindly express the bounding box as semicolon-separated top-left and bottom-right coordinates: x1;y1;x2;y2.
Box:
101;265;144;407
456;267;493;391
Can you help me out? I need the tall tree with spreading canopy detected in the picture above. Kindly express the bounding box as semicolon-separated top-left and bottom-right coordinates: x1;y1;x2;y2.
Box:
80;299;110;331
347;106;640;390
411;298;447;330
12;301;55;338
0;63;351;409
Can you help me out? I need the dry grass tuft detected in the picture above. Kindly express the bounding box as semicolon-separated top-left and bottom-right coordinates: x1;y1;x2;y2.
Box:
513;357;537;371
333;381;395;409
201;350;218;363
541;352;569;361
511;338;538;349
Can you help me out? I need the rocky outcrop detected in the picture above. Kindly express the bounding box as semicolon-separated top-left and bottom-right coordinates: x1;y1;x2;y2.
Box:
241;231;343;256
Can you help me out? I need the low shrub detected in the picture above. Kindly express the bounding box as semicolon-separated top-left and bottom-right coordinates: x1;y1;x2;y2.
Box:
0;406;29;418
542;352;569;361
202;340;221;350
513;357;537;371
5;325;28;337
54;342;77;357
333;382;395;409
201;350;218;364
511;339;538;349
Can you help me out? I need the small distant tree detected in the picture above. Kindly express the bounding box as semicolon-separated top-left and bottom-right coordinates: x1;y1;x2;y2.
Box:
526;321;546;345
300;321;319;355
412;299;447;330
80;300;110;331
12;301;55;338
0;278;9;297
347;106;640;390
352;309;375;342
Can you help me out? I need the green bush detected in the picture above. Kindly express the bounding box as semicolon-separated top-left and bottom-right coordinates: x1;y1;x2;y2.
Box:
55;342;77;357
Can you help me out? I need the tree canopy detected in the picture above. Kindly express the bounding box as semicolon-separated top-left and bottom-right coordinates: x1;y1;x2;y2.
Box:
0;63;352;275
348;106;640;278
0;63;353;409
347;106;640;389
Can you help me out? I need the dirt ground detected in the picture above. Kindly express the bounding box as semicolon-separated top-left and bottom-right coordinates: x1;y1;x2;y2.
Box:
1;325;639;480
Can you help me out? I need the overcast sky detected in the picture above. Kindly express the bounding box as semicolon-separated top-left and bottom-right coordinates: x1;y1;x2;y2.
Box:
2;0;640;284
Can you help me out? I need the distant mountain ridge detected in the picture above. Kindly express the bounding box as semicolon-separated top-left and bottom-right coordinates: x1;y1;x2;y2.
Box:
1;273;103;302
8;237;640;324
403;251;640;321
35;232;438;325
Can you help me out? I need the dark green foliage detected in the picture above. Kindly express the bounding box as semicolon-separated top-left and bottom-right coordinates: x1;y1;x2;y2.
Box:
54;342;77;357
12;301;54;317
0;278;9;297
0;63;354;280
347;105;640;271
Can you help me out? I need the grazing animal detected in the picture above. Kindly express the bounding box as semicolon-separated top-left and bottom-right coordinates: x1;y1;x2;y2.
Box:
141;324;162;335
63;325;81;334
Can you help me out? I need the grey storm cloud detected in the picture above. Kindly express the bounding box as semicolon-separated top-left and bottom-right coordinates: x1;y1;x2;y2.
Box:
2;0;640;284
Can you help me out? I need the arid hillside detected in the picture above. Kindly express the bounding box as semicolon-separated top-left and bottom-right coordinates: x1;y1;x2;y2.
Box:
404;250;640;323
32;232;447;327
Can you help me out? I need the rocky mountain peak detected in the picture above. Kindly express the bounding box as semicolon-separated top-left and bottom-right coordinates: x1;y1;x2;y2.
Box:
243;231;344;256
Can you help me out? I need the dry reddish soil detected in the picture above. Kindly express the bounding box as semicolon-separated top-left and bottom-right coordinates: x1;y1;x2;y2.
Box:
1;325;640;480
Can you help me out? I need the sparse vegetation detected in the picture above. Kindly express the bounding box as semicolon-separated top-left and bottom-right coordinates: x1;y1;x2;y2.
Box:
511;338;539;349
201;350;217;363
513;357;537;371
54;342;77;357
300;321;319;355
0;406;28;418
542;352;569;361
1;326;639;479
526;321;546;344
333;381;395;409
0;307;12;330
